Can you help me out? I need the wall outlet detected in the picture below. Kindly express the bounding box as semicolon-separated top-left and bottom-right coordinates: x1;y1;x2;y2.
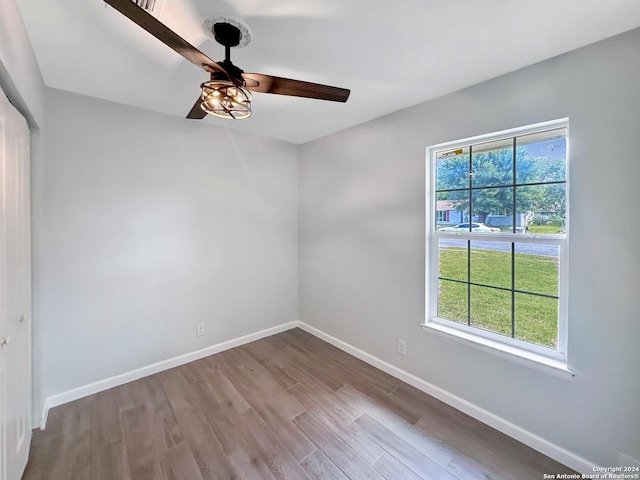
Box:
196;322;205;337
397;339;407;356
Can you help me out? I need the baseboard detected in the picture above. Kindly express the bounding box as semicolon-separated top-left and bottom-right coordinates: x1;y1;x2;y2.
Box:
298;321;597;475
39;321;299;429
39;318;600;474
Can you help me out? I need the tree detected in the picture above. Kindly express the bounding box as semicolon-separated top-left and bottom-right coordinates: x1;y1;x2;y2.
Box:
437;147;546;224
535;159;567;221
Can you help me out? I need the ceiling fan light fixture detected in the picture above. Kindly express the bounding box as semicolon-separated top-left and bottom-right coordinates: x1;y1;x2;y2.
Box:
103;0;350;122
200;80;252;120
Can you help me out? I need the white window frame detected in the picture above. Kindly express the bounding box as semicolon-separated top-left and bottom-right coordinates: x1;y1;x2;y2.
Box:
423;119;573;379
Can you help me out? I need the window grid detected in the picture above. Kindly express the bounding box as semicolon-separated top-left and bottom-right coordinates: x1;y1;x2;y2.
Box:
430;121;567;356
438;272;560;299
437;179;566;194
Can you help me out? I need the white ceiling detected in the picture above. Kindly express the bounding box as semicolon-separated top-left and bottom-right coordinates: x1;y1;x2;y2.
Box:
16;0;640;144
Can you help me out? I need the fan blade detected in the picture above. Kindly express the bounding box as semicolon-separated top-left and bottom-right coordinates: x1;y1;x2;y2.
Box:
242;73;350;102
104;0;227;75
186;96;206;119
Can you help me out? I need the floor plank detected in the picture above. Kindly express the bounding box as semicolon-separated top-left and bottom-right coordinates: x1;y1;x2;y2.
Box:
338;384;457;468
160;442;205;480
179;359;208;384
30;404;66;447
288;383;384;465
191;379;246;456
227;443;277;480
21;436;64;480
23;328;578;480
237;408;313;480
157;367;239;480
243;339;299;390
355;413;456;480
292;410;385;480
222;348;306;419
284;368;361;423
200;365;251;414
149;397;185;452
445;454;493;480
214;353;316;461
336;383;422;427
59;396;94;480
94;439;131;480
121;404;166;480
92;388;122;450
372;452;422;480
117;381;145;412
330;356;402;395
300;449;349;480
279;345;346;391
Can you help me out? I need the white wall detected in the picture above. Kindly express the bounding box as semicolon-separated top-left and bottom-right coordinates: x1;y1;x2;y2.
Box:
0;0;44;127
33;88;299;421
299;28;640;468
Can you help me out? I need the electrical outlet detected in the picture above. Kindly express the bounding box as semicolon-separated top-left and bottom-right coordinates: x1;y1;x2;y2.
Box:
196;322;205;337
397;339;407;356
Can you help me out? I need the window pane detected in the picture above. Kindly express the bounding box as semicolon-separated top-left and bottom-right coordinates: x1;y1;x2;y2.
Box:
470;285;511;337
439;239;467;282
436;190;469;230
438;280;467;324
472;187;512;232
516;129;566;185
516;184;566;235
470;241;511;289
514;244;559;296
514;293;558;349
471;138;513;188
436;147;470;191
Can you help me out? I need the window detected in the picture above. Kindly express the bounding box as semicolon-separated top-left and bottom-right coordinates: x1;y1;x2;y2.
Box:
426;119;569;367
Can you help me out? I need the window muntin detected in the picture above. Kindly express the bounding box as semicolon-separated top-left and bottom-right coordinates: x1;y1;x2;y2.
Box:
429;121;568;358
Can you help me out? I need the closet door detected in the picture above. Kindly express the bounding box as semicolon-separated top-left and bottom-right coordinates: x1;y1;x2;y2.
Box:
0;89;31;480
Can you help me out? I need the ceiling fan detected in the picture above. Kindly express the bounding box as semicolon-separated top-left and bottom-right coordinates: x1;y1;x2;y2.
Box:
103;0;351;120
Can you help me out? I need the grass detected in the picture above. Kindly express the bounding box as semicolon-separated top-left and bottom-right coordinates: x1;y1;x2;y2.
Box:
527;224;564;234
438;247;559;348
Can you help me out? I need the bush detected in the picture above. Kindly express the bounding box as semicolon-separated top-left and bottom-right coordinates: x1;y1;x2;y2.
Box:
532;214;564;227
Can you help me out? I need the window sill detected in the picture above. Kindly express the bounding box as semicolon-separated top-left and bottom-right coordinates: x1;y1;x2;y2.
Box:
421;322;574;381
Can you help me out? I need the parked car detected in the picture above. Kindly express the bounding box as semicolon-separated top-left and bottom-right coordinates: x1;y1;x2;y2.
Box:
438;223;500;232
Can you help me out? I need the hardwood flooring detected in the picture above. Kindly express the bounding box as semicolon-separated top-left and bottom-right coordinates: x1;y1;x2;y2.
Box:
23;328;577;480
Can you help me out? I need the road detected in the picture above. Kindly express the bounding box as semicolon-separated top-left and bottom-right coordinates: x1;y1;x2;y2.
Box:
439;239;558;257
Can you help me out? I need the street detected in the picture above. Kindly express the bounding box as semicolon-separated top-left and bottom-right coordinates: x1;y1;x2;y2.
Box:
439;239;558;257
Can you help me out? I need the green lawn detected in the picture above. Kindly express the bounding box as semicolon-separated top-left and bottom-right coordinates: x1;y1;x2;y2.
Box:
438;247;559;349
528;224;564;234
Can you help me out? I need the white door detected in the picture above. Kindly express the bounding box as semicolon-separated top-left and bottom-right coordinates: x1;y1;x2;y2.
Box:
0;88;32;480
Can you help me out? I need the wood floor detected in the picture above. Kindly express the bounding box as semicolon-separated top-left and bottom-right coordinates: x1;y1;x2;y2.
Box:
23;328;576;480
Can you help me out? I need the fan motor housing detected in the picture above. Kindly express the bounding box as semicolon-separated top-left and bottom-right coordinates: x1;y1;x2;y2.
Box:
214;60;245;87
